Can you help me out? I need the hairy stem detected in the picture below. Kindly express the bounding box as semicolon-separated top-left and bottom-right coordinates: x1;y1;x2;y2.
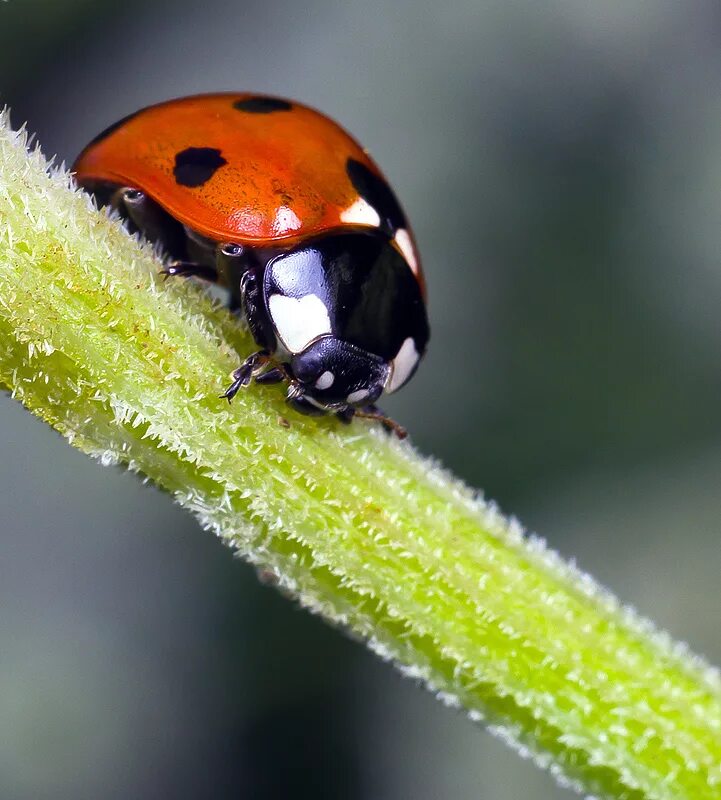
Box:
1;113;720;799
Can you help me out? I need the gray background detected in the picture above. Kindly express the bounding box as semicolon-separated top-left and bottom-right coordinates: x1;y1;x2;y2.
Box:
2;2;721;797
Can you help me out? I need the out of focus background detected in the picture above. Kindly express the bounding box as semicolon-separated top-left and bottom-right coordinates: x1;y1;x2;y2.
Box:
2;2;721;798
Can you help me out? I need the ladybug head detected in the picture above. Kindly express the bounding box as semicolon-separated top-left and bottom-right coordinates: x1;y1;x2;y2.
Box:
289;336;389;409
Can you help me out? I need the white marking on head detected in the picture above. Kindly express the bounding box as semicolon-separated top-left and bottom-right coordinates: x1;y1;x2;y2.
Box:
268;294;332;354
347;388;370;404
272;205;302;235
385;337;419;394
393;228;420;277
315;370;335;390
340;197;381;228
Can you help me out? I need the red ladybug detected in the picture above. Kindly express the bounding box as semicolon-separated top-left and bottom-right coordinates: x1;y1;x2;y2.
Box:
73;93;429;437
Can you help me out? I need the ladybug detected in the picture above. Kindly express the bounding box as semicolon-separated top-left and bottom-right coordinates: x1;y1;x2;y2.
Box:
73;93;429;437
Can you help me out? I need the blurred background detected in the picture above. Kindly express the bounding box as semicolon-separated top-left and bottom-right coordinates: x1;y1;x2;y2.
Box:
2;1;721;797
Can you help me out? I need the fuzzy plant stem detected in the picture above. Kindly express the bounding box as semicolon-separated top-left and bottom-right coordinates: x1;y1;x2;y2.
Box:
1;113;720;800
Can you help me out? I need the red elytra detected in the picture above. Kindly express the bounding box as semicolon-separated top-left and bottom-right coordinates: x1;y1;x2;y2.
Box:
74;93;420;270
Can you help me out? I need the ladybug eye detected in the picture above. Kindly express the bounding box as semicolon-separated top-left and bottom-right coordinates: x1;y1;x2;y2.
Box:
221;243;244;258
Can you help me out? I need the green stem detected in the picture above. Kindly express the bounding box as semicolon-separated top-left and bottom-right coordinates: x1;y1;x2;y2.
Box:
1;113;720;799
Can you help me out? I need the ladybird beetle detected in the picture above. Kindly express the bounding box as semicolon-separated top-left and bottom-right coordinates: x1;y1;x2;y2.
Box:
73;93;429;437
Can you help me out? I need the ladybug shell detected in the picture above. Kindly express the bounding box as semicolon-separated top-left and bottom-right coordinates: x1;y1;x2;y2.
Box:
73;92;423;287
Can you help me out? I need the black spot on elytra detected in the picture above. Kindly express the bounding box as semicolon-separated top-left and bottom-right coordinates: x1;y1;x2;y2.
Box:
346;157;407;235
233;96;292;114
86;110;141;148
173;147;227;187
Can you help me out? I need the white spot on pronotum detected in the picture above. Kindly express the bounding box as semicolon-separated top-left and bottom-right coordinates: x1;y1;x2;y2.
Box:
272;205;302;235
385;337;419;394
394;228;420;277
268;294;332;354
315;370;335;390
347;388;370;404
340;197;381;228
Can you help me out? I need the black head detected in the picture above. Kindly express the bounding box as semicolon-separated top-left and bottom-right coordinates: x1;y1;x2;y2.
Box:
290;337;389;408
260;230;429;409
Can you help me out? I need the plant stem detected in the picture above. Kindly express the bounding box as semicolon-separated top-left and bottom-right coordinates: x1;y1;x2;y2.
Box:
1;113;720;799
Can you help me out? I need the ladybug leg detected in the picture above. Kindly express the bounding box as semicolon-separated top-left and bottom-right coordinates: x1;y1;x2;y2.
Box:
222;265;290;403
160;261;219;282
354;404;407;439
221;353;291;402
221;350;273;402
254;366;286;385
112;187;186;254
239;269;277;351
215;243;249;309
